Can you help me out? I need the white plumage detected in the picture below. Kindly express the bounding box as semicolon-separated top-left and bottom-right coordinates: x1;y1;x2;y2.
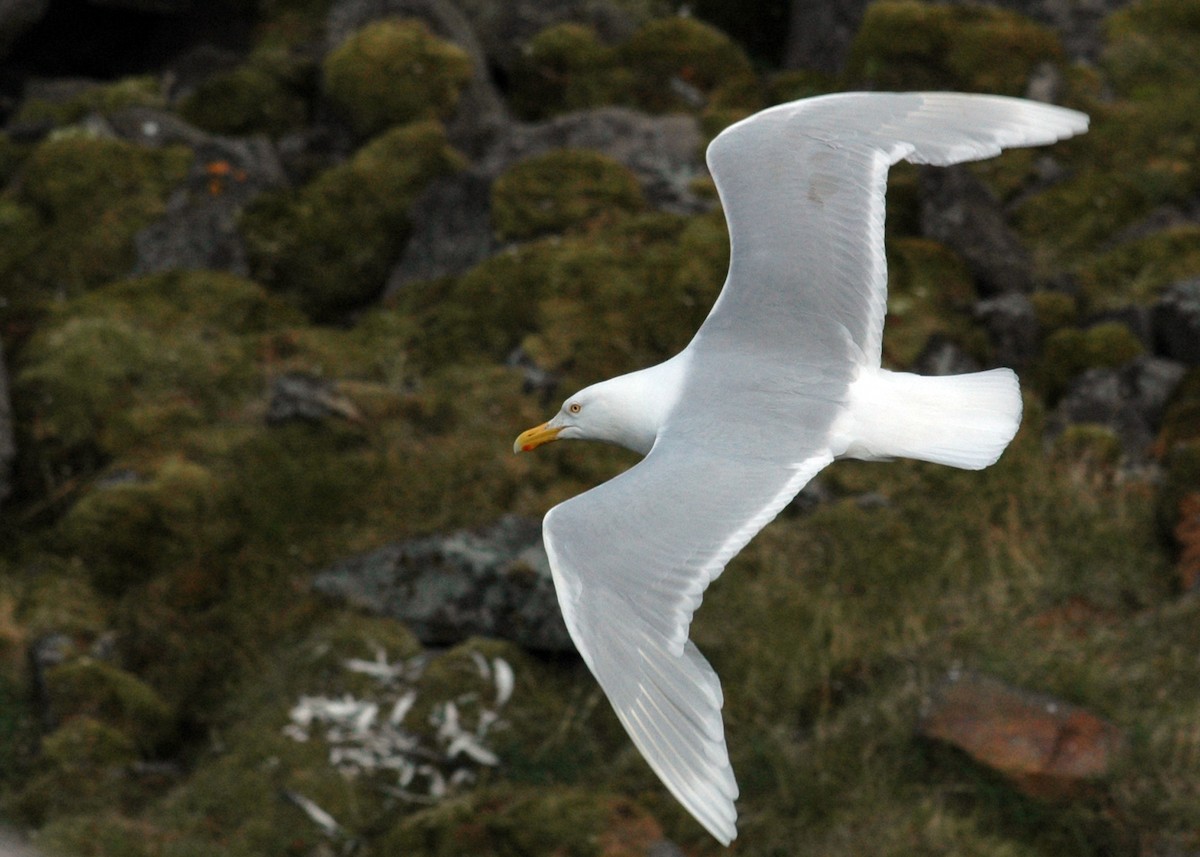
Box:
514;92;1089;844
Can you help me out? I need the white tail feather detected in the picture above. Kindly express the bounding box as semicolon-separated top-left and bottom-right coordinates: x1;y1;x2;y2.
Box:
842;368;1022;470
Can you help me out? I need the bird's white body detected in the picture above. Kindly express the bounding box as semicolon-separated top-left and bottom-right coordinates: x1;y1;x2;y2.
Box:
514;91;1089;845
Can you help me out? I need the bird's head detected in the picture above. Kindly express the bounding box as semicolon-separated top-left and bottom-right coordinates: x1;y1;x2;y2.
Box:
513;387;600;453
514;375;659;455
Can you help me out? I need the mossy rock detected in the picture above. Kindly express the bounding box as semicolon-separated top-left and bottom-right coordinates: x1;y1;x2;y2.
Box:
845;0;1063;95
178;45;312;137
44;660;173;753
1158;368;1200;451
1030;290;1078;332
1075;226;1200;309
881;237;980;368
618;16;756;113
1104;0;1200;101
1158;440;1200;540
14;556;109;641
1016;0;1200;270
13;270;295;485
0;132;28;187
1051;423;1124;469
10;76;165;128
10;717;140;826
507;23;619;120
491;148;646;242
767;68;837;106
400;210;726;388
0;134;191;321
1032;322;1145;399
241;119;465;319
379;785;664;856
323;18;473;139
58;458;224;596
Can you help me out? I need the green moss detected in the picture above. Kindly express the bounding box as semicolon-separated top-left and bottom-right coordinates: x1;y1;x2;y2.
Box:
323;18;473;139
491;149;646;242
881;237;979;368
179;45;312;137
1076;226;1200;308
241;119;465;319
1032;322;1145;399
618;16;756;112
44;660;172;753
845;0;1063;95
0;134;191;321
508;23;619;120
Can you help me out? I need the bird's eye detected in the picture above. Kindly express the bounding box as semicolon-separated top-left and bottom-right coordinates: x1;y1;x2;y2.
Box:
568;402;582;414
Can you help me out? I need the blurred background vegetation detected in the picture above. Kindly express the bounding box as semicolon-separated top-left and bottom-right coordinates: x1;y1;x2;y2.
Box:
0;0;1198;854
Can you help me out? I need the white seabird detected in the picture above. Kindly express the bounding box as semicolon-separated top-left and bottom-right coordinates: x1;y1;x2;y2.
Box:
513;91;1089;844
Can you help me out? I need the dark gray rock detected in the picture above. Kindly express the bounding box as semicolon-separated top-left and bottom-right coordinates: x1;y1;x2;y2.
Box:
482;108;705;215
108;108;287;277
267;373;362;425
312;515;571;652
27;632;75;731
1048;356;1187;457
0;340;14;504
975;293;1039;368
385;170;494;288
784;0;870;74
1154;278;1200;365
506;346;559;404
0;0;49;59
920;165;1035;296
912;334;983;376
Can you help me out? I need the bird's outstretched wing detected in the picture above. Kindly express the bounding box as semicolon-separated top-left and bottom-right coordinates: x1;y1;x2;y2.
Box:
700;92;1089;367
543;444;833;844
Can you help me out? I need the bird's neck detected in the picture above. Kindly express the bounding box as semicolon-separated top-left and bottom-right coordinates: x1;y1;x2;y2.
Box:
594;355;689;456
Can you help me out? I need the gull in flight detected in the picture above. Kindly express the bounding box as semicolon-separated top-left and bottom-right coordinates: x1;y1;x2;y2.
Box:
513;91;1088;844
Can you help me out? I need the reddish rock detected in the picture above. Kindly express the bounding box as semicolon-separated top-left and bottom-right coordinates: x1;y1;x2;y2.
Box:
1174;492;1200;592
920;672;1127;799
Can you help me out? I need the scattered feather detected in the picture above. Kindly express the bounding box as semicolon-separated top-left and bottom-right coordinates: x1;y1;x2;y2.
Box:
282;790;343;838
282;645;516;803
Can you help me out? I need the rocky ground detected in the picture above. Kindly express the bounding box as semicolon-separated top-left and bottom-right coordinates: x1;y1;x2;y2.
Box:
0;0;1198;855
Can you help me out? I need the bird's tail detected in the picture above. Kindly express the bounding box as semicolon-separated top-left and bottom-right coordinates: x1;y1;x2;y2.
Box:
843;368;1022;470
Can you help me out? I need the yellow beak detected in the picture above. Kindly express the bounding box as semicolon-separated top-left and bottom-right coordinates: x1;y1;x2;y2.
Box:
513;422;562;453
